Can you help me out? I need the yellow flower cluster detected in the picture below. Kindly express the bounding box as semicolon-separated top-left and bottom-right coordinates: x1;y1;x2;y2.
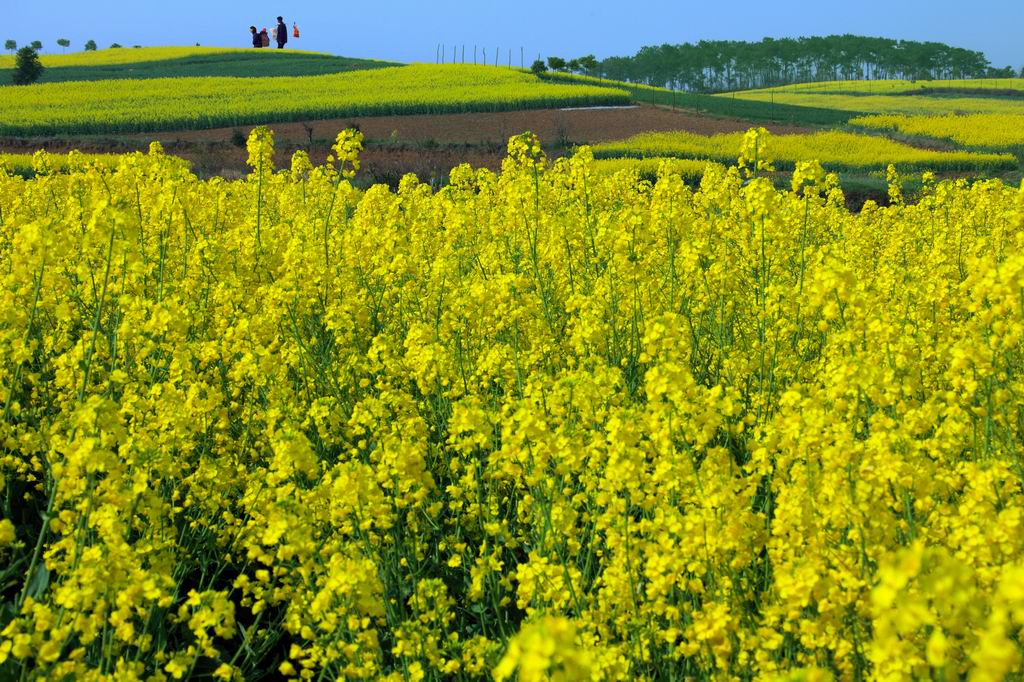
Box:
1;128;1024;680
852;113;1024;148
0;64;630;136
0;152;136;177
592;157;718;183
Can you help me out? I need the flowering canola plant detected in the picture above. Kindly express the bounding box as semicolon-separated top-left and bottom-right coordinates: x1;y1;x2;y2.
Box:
1;127;1024;680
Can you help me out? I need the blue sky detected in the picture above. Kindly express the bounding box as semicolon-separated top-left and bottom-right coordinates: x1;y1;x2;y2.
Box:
9;1;1024;68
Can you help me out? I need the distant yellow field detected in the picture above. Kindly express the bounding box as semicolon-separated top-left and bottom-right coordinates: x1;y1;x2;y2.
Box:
0;64;630;135
851;113;1024;148
592;156;718;180
1;152;115;172
723;90;1024;116
592;129;1015;171
1;149;187;174
0;46;334;69
748;78;1024;95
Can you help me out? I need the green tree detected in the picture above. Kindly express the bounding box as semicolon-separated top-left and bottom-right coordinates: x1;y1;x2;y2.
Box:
577;54;598;76
12;46;44;85
530;59;547;75
57;38;70;53
4;39;15;54
547;56;567;72
30;40;42;51
84;39;97;51
110;43;122;49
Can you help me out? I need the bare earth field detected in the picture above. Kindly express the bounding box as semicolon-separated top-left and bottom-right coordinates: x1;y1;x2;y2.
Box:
146;105;809;145
0;105;810;183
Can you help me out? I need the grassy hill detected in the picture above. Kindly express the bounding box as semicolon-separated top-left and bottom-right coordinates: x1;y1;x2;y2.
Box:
0;46;395;84
538;72;860;125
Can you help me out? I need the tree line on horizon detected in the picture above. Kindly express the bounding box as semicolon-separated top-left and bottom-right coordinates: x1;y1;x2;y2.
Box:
5;39;126;55
583;35;1021;92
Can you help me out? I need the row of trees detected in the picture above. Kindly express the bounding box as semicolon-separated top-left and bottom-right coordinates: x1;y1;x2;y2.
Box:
531;55;599;76
5;39;106;54
550;35;1019;92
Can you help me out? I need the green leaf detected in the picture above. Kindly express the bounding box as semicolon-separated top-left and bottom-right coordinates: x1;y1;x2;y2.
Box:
26;563;49;599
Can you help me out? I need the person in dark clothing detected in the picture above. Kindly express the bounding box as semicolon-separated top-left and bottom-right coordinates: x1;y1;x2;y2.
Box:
275;16;288;49
250;26;261;48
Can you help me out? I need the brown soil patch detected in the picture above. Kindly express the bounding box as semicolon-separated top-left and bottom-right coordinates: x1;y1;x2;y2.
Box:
185;146;513;185
123;105;810;146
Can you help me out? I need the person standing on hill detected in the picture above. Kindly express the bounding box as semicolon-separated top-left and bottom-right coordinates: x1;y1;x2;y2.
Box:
275;16;288;49
250;26;261;48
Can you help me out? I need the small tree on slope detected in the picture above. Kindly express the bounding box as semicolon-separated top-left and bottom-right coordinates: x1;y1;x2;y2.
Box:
12;46;44;85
